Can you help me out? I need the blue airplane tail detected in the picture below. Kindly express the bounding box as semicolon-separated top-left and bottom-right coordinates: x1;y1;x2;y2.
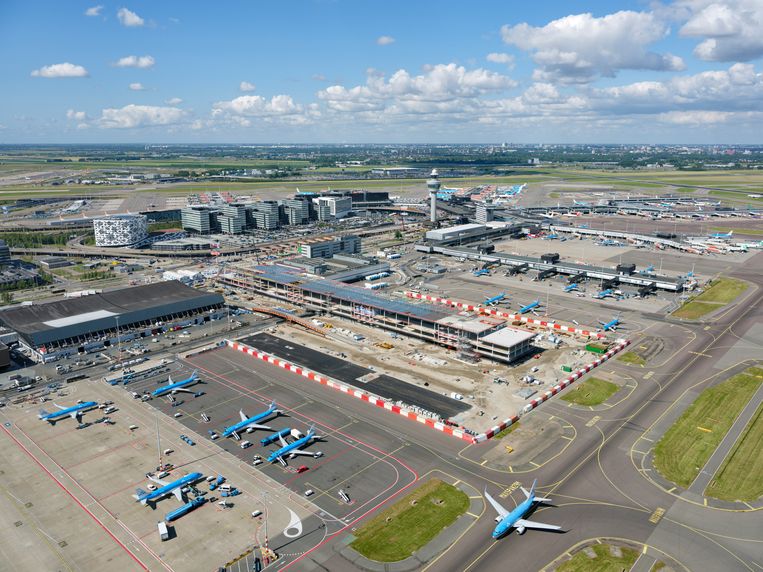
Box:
133;488;149;501
38;409;50;419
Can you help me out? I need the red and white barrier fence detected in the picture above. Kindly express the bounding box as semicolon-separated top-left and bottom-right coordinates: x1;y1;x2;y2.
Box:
226;340;475;443
404;291;606;339
474;338;631;442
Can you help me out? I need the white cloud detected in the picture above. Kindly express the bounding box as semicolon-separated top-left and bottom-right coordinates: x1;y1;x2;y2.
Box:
239;81;256;92
678;1;763;61
129;82;145;91
376;35;395;46
502;10;684;83
97;104;186;128
66;109;87;121
113;55;155;69
117;7;144;27
166;97;183;105
312;74;327;82
84;5;103;17
31;62;89;78
486;52;515;66
212;95;318;125
658;110;733;125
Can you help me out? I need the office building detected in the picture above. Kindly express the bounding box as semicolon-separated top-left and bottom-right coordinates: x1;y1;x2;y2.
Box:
93;214;148;247
298;235;361;258
251;201;280;230
181;206;216;234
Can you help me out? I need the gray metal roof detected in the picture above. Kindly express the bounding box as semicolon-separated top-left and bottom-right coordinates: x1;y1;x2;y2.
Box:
0;281;224;347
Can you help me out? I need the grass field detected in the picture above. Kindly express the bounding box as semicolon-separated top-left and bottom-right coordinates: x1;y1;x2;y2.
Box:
349;478;469;562
618;351;646;366
710;226;763;236
560;377;619;406
705;399;763;502
653;367;763;488
672;278;748;319
494;422;520;439
557;544;639;572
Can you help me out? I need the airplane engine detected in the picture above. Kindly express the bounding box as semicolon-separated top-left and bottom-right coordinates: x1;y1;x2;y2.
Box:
516;526;526;535
246;427;254;433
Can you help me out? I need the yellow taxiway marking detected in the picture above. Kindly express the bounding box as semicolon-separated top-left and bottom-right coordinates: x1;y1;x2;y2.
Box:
480;460;488;466
643;371;654;379
704;326;711;331
508;466;514;473
697;426;712;433
649;507;665;524
633;450;647;456
586;415;601;427
641;436;654;442
704;498;708;506
453;480;461;487
668;487;676;493
466;512;480;518
469;496;481;500
689;351;713;358
561;435;574;441
529;461;540;468
499;482;522;499
643;544;648;554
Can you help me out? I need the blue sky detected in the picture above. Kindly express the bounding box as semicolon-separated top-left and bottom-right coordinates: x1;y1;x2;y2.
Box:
1;0;762;143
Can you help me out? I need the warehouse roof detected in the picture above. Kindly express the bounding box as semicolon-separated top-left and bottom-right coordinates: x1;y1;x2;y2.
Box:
0;281;224;347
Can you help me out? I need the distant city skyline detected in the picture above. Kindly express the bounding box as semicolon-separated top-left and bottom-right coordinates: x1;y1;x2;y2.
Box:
2;0;762;144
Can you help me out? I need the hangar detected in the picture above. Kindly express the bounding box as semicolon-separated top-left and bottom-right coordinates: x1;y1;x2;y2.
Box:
0;281;225;362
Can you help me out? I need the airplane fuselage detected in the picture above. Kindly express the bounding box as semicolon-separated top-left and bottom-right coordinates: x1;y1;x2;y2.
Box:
492;496;534;538
222;408;277;437
268;433;315;462
39;401;98;422
152;375;198;397
138;472;203;504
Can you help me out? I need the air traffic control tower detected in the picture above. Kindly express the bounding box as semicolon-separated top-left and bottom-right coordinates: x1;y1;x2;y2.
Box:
427;168;441;224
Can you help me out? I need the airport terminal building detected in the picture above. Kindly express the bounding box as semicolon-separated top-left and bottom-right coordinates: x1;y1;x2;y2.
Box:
0;281;225;362
221;264;535;363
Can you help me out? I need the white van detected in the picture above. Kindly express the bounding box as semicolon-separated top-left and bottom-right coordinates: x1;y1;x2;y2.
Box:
239;440;252;449
219;483;232;492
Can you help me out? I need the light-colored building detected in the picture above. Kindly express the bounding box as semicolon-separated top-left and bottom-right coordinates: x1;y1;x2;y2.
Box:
93;214;148;247
251;201;280;230
314;196;352;219
181;206;215;234
298;235;361;258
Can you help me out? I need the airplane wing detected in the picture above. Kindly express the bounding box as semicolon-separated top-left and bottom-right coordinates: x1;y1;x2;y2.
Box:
172;387;195;394
148;475;170;487
288;449;317;457
238;410;248;422
245;423;272;431
172;487;184;502
277;434;289;447
53;403;67;410
513;518;561;532
484;490;510;520
73;410;83;423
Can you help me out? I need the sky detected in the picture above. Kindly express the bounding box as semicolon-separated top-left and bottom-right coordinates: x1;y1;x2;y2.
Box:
1;0;762;144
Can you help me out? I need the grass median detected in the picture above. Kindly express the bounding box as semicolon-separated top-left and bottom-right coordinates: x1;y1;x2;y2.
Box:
557;543;638;572
350;478;469;562
653;367;763;488
618;351;646;366
705;400;763;502
560;377;619;406
672;278;747;320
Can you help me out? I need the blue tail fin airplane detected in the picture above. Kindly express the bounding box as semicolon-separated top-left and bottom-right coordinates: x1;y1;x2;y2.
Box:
594;289;614;299
267;425;323;464
519;300;541;314
563;284;578;293
222;400;280;439
599;315;621;331
152;371;200;397
133;472;203;507
38;401;98;424
485;480;561;538
709;230;732;239
484;292;506;306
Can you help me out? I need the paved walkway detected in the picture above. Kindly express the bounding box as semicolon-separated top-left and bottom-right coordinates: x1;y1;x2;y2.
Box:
689;381;763;495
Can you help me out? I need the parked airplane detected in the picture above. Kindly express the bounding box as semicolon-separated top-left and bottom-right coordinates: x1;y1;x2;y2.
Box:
473;269;490;277
133;471;204;507
518;300;541;314
563;284;578;293
573;200;589;206
594;289;615;299
484;292;507;306
267;426;323;463
485;480;561;538
222;401;281;439
38;401;98;424
152;371;200;397
599;315;621;331
709;230;733;239
639;264;655;275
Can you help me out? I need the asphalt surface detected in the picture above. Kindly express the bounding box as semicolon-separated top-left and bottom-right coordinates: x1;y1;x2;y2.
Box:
240;333;470;418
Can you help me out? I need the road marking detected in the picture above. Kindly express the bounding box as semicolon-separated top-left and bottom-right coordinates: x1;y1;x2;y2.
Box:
586;415;601;427
480;460;487;466
649;507;665;524
529;461;540;468
641;436;654;442
499;481;522;499
667;487;676;493
561;435;573;441
632;450;647;456
643;371;654;380
469;496;481;500
689;351;712;358
704;326;711;331
744;502;754;510
697;426;712;433
507;466;513;473
453;480;461;487
466;512;480;518
704;498;708;506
